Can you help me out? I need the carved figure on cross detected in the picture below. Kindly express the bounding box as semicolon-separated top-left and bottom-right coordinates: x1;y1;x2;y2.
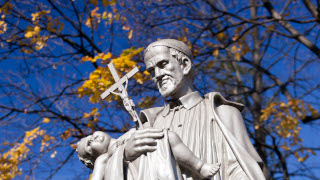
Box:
100;62;143;129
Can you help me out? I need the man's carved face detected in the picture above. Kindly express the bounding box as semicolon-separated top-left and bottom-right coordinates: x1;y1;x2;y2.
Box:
145;46;185;98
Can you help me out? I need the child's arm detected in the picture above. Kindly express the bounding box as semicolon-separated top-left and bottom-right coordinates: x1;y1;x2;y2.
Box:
91;152;112;180
167;130;220;179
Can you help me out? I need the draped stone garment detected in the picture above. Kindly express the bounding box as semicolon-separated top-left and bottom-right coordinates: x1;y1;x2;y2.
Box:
105;91;265;180
141;92;265;180
104;129;182;180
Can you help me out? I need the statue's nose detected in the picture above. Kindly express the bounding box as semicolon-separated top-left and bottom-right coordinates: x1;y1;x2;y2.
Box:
154;67;164;80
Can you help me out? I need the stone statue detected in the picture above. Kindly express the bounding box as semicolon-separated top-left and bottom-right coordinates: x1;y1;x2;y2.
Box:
77;39;266;180
77;61;220;179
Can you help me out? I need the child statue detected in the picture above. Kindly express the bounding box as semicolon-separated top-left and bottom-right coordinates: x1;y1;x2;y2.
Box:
77;130;220;180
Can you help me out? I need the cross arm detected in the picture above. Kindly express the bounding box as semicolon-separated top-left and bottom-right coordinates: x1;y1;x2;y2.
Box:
100;67;139;100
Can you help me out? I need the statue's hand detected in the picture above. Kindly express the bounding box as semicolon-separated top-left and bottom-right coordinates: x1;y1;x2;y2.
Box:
124;128;164;162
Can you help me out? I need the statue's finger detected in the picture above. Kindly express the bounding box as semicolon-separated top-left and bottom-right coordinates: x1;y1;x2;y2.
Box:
135;145;157;153
135;132;164;139
136;128;163;134
134;138;157;147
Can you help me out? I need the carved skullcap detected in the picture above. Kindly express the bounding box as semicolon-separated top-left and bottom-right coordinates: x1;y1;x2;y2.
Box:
144;39;193;60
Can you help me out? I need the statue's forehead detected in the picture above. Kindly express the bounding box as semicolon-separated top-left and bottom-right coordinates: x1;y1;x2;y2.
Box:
144;46;170;68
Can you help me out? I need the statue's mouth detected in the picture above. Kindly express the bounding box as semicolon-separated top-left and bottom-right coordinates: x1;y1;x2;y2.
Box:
158;76;171;88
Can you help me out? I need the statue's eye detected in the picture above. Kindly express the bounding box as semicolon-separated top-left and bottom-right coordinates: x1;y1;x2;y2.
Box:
88;139;92;146
158;61;168;68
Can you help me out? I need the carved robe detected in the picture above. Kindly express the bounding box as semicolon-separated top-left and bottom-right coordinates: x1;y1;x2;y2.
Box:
141;91;265;180
103;128;182;180
105;91;265;180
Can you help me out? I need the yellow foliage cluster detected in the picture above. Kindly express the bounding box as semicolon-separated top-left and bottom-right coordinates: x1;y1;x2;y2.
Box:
230;27;250;61
60;128;79;141
85;0;119;28
0;127;45;180
84;0;119;28
259;99;318;162
83;107;100;119
0;2;13;14
138;96;157;109
18;9;64;53
81;52;112;63
83;108;101;131
78;66;113;103
85;7;101;29
212;27;250;61
20;10;54;53
40;134;55;152
46;17;64;34
25;26;41;38
0;15;7;34
31;10;50;23
61;128;71;141
42;117;50;123
77;47;149;103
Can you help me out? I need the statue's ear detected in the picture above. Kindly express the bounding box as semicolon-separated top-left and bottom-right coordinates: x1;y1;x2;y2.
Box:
181;56;192;76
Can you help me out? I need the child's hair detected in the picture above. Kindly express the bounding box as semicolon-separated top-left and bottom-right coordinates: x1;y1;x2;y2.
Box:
76;138;94;169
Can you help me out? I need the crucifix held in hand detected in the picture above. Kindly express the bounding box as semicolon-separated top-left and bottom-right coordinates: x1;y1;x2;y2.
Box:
100;62;144;129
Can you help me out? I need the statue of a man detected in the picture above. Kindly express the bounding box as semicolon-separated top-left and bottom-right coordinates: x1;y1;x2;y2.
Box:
122;39;265;179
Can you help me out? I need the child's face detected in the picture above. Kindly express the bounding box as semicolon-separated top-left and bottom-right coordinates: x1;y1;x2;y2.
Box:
78;131;111;159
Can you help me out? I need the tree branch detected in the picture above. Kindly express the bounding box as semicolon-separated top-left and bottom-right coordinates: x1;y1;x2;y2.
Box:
262;0;320;58
302;113;320;123
302;0;320;23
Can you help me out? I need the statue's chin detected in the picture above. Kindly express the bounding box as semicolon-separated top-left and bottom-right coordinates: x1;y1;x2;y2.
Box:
158;79;182;98
159;89;171;98
159;86;175;98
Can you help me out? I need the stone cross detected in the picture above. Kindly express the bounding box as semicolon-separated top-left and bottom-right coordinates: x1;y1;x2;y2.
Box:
100;62;143;128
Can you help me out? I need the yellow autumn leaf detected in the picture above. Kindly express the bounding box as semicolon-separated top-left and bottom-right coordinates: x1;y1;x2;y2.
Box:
217;32;224;40
0;20;7;34
231;45;238;52
24;26;40;38
87;121;94;128
42;118;50;123
57;22;64;33
25;31;34;38
97;52;112;61
122;25;130;31
61;128;71;140
89;0;98;6
235;26;243;34
128;29;133;39
235;52;241;61
134;72;143;84
297;154;308;162
213;49;219;58
143;70;150;76
280;144;291;151
81;56;93;62
50;151;57;158
31;10;50;22
107;12;113;19
102;0;109;6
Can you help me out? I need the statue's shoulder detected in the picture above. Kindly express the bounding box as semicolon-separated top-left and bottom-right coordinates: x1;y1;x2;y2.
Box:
140;106;164;126
204;92;244;112
205;92;245;131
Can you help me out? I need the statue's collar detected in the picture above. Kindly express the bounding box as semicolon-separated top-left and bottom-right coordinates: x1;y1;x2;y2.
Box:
161;91;203;116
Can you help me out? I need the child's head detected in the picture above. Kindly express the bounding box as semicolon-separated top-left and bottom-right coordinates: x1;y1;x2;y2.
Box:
76;131;112;169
